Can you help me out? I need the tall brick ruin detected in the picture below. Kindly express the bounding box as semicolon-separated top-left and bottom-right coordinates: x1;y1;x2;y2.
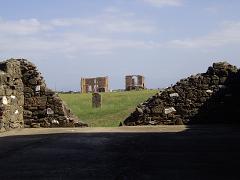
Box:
81;76;109;93
0;59;87;132
124;62;240;126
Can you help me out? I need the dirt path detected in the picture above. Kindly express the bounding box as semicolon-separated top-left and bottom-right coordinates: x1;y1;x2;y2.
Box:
0;125;188;137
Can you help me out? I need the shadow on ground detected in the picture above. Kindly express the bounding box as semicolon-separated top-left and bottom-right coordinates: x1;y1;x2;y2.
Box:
0;126;240;180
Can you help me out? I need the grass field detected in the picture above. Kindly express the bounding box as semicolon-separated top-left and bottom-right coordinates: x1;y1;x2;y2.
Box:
59;90;158;127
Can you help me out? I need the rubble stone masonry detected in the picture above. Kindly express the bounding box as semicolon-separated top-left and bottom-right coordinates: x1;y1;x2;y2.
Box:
0;59;87;132
124;62;240;126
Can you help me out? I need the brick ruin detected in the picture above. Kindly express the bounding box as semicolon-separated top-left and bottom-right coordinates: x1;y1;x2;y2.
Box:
0;59;87;132
125;75;145;91
81;76;109;93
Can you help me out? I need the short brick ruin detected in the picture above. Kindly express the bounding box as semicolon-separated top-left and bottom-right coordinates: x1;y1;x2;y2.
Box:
0;59;87;132
124;62;240;126
125;75;145;91
81;76;109;93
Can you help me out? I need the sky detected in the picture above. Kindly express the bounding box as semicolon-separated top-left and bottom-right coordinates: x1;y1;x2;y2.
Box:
0;0;240;91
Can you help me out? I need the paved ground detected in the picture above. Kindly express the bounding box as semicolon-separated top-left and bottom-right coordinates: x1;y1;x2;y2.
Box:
0;125;240;180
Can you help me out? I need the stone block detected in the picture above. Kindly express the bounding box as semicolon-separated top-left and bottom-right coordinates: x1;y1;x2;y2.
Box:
92;93;102;108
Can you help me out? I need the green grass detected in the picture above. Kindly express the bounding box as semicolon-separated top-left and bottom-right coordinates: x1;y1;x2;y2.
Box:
59;90;158;127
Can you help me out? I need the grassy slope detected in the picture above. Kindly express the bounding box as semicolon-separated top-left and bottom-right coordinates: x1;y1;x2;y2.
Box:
59;90;158;127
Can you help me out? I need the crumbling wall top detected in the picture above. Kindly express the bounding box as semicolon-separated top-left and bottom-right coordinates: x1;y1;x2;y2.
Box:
81;76;109;93
0;58;87;131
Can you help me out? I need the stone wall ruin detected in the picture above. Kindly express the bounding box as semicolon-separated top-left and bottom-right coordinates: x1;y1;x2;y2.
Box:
0;59;87;132
124;62;240;126
0;60;24;131
125;75;145;91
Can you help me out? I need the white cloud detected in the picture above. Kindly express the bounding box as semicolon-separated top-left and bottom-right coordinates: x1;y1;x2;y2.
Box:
0;6;159;58
0;8;156;37
50;18;96;27
0;32;160;58
0;18;51;35
142;0;183;7
169;21;240;48
0;10;159;58
49;11;155;34
101;19;155;33
2;11;240;59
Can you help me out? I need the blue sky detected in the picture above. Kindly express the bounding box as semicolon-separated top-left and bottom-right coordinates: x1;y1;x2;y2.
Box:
0;0;240;91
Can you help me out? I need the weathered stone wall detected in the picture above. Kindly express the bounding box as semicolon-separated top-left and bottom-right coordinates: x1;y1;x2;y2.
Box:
92;93;102;108
0;60;24;132
124;62;240;126
0;58;87;131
